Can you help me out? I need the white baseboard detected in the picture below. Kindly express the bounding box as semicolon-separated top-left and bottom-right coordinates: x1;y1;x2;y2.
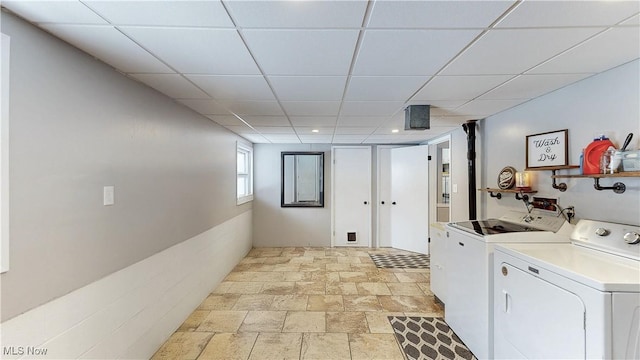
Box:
1;211;252;359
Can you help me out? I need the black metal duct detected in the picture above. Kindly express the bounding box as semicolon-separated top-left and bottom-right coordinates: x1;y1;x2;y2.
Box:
462;120;478;220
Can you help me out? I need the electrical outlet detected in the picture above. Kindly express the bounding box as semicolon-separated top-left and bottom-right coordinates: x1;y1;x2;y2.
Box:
531;197;557;212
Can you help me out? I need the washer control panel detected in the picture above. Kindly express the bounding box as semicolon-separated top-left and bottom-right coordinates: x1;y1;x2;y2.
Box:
572;220;640;260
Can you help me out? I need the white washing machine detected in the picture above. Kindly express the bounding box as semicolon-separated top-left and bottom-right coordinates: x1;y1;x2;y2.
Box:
494;219;640;359
444;211;571;359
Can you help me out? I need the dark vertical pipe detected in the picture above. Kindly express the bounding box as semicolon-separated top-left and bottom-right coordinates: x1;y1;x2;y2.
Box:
462;120;478;220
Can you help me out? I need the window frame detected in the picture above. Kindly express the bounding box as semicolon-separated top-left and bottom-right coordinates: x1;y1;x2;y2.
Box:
236;141;253;205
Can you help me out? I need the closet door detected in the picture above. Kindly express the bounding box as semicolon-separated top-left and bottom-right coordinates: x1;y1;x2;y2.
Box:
332;146;371;247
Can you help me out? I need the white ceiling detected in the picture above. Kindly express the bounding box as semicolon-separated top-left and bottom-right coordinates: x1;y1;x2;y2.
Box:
3;0;639;144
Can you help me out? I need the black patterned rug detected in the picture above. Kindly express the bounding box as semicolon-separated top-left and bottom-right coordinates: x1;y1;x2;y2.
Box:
369;253;430;269
389;316;476;360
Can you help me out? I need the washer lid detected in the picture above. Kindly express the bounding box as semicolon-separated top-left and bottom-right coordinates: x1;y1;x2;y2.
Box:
449;219;544;236
496;243;640;292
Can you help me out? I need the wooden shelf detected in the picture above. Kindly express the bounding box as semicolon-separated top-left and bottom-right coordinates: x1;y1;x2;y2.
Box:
479;188;537;200
551;171;640;179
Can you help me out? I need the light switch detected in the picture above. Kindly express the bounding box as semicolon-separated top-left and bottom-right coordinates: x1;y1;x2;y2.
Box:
103;186;115;206
452;184;458;193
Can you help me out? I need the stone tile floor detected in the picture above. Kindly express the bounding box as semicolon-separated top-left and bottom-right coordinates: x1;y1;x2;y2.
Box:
152;247;443;360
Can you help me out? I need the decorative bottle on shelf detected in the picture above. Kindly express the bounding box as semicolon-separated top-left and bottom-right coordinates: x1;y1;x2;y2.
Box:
583;135;615;175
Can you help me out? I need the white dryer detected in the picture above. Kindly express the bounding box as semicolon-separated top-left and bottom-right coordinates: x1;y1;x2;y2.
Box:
494;219;640;359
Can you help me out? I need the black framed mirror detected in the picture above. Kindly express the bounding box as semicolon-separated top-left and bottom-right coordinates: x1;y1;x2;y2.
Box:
281;152;324;207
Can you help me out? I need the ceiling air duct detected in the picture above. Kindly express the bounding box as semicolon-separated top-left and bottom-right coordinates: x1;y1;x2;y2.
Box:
404;105;430;130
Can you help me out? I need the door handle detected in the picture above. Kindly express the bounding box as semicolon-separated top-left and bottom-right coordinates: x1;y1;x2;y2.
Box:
381;201;385;205
364;201;368;205
392;201;397;205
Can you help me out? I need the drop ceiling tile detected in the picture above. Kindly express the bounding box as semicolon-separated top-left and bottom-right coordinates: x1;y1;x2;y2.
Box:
412;75;514;101
269;76;347;101
340;101;404;116
177;99;228;115
362;135;403;144
334;127;376;135
241;133;270;143
239;116;291;127
2;1;108;24
130;74;210;99
120;27;260;74
85;0;233;27
441;28;604;75
186;75;275;100
281;102;341;116
218;100;284;116
368;1;515;28
455;99;527;116
480;74;593;100
353;29;482;75
345;76;428;101
496;1;640;28
40;25;172;73
299;135;334;144
294;127;335;135
262;134;301;144
622;14;640;25
242;30;359;75
289;116;338;127
206;115;245;126
337;116;388;127
224;125;258;135
226;0;367;28
528;27;640;75
332;135;368;144
252;126;295;134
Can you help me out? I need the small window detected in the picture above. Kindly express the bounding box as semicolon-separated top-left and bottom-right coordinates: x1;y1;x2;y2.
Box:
237;142;253;205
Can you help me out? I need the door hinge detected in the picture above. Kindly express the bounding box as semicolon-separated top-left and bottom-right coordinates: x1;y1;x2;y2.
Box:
428;237;431;243
428;155;432;160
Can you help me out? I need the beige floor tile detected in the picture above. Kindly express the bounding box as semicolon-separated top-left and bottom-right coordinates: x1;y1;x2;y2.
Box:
349;333;405;360
260;282;296;295
365;312;404;333
283;311;326;332
301;333;350;360
313;257;338;264
211;282;233;294
294;281;326;294
225;282;264;294
282;271;313;282
416;282;434;295
337;256;361;264
307;295;344;311
151;331;212;360
378;295;433;312
263;257;292;265
198;294;240;310
226;271;285;282
270;295;309;311
356;282;392;295
299;263;326;272
239;311;287;332
326;263;352;272
351;263;378;272
198;332;258;360
367;272;399;283
232;294;275;310
394;272;428;283
289;256;314;263
310;271;330;281
249;333;303;360
303;250;326;257
196;311;247;332
326;272;341;283
326;282;358;295
387;282;424;296
343;295;383;311
339;271;369;282
272;264;301;272
326;311;368;333
177;310;210;331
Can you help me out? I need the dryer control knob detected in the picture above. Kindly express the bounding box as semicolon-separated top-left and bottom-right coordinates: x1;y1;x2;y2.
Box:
595;228;610;236
623;232;640;245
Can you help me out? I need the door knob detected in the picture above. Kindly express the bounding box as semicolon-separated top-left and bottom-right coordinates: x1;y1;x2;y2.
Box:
392;201;397;205
381;201;385;204
364;201;368;205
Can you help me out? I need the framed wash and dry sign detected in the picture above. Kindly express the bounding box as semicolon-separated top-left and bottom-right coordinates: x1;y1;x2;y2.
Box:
526;129;568;168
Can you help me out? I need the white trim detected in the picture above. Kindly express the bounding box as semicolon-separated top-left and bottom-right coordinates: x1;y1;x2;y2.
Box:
0;211;252;359
236;141;253;205
1;33;10;273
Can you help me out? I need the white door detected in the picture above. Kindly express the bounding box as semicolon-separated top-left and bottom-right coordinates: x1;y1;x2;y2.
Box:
332;146;371;247
390;145;429;254
376;146;393;247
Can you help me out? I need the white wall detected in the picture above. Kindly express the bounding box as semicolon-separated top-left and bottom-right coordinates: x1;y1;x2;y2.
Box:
1;11;251;322
253;144;332;247
479;60;640;225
